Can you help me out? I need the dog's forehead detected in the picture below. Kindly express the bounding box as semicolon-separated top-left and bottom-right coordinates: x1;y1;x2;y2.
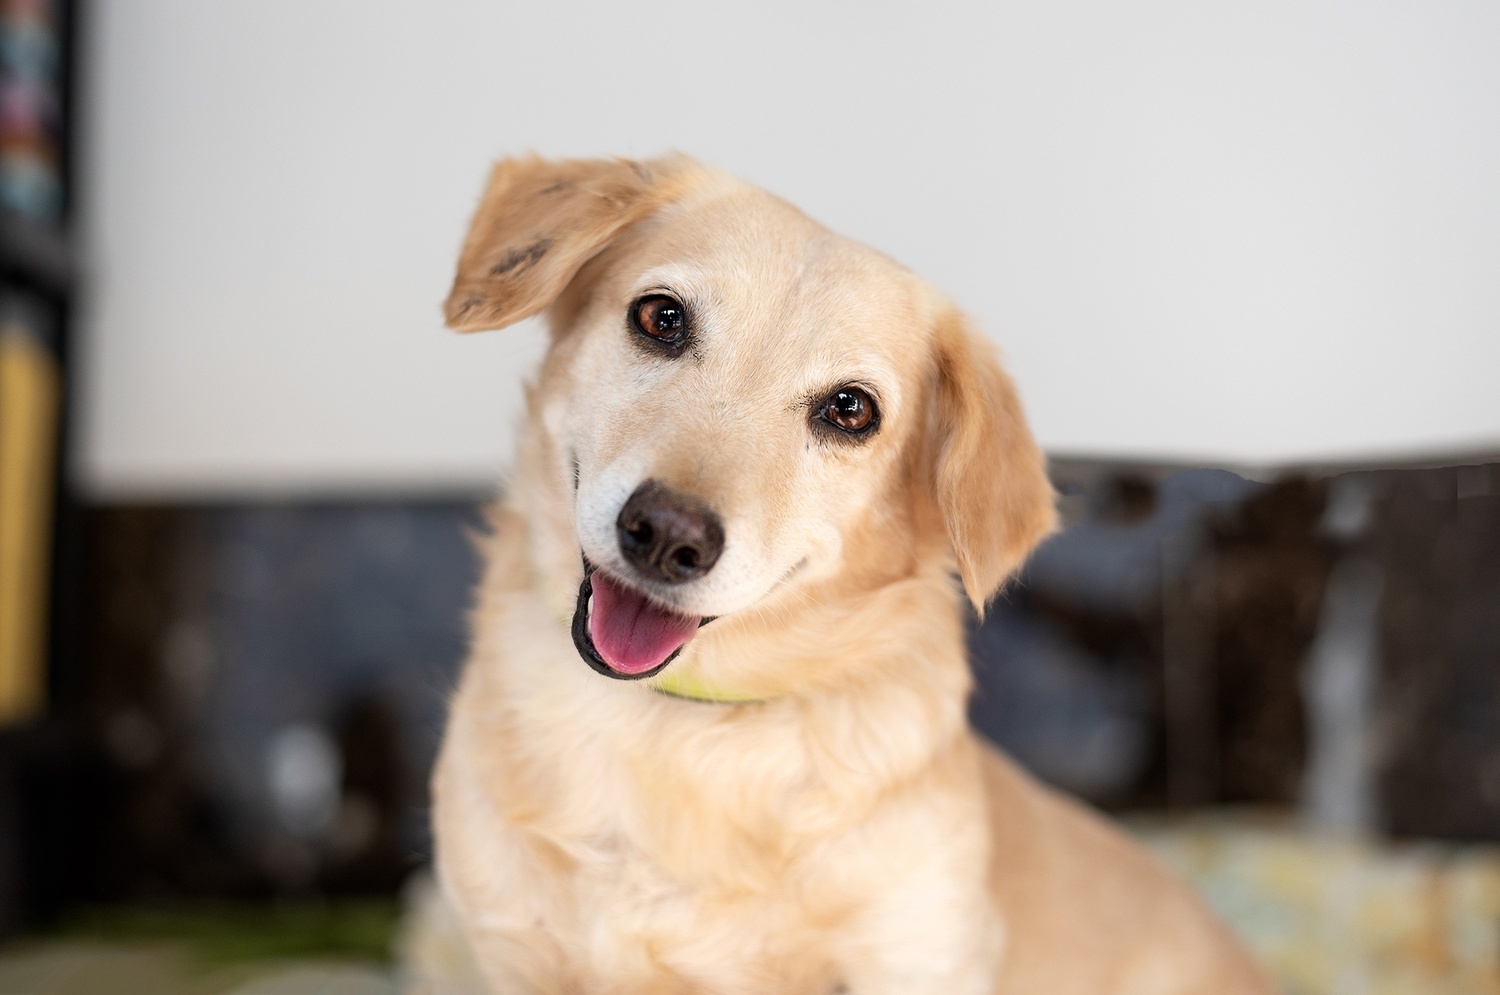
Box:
636;186;932;354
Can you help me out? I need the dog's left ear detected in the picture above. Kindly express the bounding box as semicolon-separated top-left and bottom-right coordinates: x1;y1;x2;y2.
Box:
444;155;679;332
930;309;1057;614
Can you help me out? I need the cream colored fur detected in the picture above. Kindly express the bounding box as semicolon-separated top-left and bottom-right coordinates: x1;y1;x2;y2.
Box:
429;154;1277;994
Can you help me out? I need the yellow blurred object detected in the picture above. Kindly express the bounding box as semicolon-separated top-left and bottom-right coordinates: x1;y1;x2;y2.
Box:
1136;812;1500;995
0;321;59;725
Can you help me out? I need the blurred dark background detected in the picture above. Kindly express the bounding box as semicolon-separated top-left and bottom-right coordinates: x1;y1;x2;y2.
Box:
6;460;1500;930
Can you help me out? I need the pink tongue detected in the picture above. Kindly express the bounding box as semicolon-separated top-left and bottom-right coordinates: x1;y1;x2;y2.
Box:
588;570;700;675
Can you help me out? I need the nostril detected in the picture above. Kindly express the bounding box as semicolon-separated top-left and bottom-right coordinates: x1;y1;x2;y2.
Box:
672;546;699;570
625;519;654;547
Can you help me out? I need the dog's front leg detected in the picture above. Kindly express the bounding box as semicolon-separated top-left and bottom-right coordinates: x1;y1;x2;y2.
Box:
817;806;1006;995
832;903;1005;995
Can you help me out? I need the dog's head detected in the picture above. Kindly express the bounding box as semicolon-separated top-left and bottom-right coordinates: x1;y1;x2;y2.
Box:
446;155;1055;684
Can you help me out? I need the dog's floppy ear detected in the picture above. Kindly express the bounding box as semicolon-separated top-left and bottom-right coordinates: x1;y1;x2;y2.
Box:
930;309;1057;613
444;155;673;332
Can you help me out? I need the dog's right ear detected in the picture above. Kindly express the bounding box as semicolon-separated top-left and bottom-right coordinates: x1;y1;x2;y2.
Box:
443;155;674;332
929;309;1058;615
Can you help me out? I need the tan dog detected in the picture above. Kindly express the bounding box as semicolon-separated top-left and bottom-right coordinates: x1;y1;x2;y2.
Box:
430;154;1276;994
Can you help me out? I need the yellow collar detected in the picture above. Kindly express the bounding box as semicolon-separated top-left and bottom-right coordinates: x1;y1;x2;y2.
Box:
651;666;766;705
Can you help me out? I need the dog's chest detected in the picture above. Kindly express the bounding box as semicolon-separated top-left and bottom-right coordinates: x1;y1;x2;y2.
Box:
440;709;999;995
563;845;848;992
484;796;995;995
437;599;1000;993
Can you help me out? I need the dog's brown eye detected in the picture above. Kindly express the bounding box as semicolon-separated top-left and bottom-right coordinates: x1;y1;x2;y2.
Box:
818;387;878;435
631;294;687;346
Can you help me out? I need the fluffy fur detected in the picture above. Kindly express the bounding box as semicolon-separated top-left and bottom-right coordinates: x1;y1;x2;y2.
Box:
429;154;1276;994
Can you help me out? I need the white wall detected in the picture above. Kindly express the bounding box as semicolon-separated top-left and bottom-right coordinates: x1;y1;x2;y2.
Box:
76;0;1500;498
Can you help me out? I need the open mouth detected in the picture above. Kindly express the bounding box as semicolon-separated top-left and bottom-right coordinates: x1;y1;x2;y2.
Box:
572;560;710;680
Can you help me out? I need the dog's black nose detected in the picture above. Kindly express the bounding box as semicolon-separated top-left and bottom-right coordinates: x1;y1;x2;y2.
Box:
617;480;725;584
